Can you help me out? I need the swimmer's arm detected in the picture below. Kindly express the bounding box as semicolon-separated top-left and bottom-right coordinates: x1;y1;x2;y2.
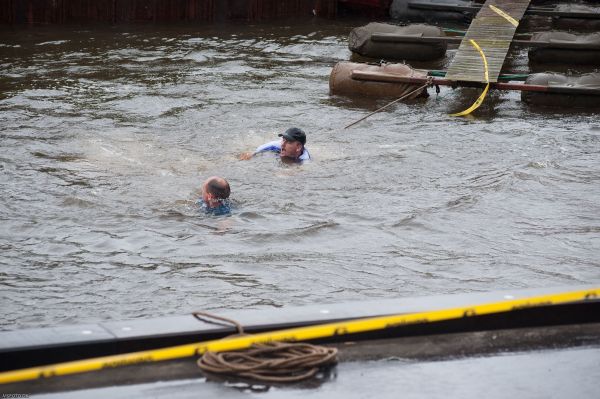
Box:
238;152;254;160
238;141;280;160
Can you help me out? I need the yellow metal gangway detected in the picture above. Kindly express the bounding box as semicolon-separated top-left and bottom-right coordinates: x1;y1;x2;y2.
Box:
445;0;531;83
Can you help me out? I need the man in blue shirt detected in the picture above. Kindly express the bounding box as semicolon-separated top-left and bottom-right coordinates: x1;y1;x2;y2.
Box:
239;127;311;163
198;176;231;216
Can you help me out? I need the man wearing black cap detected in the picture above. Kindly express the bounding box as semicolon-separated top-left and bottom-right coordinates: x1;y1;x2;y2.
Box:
239;127;311;163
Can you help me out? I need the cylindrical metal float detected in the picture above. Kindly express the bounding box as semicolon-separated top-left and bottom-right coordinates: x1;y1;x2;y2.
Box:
329;61;429;98
521;72;600;108
552;4;600;31
348;23;448;61
528;31;600;65
390;0;474;22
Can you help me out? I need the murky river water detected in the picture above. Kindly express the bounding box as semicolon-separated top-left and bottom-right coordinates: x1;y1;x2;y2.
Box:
1;18;599;330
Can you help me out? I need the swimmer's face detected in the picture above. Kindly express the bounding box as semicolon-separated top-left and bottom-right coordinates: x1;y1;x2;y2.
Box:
280;138;302;159
201;181;211;202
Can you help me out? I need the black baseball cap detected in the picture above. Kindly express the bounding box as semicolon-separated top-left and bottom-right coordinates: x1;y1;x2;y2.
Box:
278;127;306;145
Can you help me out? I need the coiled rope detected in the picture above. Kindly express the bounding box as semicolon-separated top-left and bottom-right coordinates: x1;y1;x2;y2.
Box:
193;311;338;383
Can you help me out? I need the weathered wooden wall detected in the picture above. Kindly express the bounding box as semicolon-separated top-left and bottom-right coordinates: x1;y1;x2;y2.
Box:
0;0;337;24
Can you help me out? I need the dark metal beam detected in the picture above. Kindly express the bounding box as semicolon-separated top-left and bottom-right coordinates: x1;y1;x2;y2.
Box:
408;1;600;19
370;33;600;50
351;70;600;96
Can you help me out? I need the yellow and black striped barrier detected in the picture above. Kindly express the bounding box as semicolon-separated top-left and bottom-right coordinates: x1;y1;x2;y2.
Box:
0;287;598;385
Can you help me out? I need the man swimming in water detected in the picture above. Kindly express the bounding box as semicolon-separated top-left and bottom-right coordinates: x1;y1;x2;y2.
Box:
239;127;311;164
198;176;231;216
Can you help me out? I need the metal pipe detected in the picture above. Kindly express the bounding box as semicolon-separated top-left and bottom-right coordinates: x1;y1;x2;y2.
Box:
350;70;600;96
370;33;600;50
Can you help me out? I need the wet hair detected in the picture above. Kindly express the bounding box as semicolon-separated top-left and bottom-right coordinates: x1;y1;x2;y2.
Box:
206;177;230;200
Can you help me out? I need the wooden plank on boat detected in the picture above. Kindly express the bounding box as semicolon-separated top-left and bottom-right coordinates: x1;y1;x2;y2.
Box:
445;0;531;83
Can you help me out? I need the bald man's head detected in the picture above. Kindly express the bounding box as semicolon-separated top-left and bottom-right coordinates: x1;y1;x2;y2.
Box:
203;176;230;203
